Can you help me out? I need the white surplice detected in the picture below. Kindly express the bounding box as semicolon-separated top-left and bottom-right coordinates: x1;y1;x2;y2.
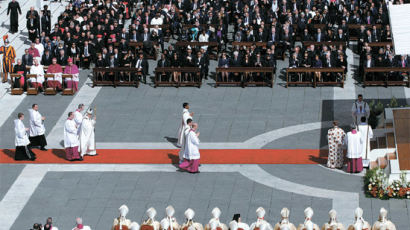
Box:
74;110;83;126
64;119;79;148
28;109;45;137
351;100;370;125
183;130;200;160
29;64;45;83
358;123;373;159
14;119;29;146
345;131;363;159
177;108;192;147
79;116;96;156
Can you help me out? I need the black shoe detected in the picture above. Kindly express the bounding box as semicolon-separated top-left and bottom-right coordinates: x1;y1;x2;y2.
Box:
40;147;47;151
78;157;83;161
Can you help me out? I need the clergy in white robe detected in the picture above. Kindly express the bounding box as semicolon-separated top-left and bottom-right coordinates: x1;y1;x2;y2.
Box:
273;208;296;230
179;123;200;173
371;208;396;230
64;112;81;161
345;124;364;173
181;209;204;230
351;95;370;125
230;214;250;230
297;207;319;230
177;103;193;148
28;104;47;150
14;113;36;161
141;207;161;230
161;206;180;230
251;207;273;230
205;207;228;230
29;59;45;90
347;208;371;230
112;205;132;230
79;109;97;157
72;217;92;230
321;210;345;230
74;104;85;126
178;117;192;163
357;117;373;160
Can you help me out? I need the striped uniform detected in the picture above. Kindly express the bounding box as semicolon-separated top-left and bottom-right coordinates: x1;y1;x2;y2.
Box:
0;45;16;82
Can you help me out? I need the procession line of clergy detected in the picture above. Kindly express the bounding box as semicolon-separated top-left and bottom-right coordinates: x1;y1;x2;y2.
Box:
112;205;396;230
64;105;96;161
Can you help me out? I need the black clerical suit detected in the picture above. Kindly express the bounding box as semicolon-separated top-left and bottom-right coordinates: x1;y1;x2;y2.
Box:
7;1;22;33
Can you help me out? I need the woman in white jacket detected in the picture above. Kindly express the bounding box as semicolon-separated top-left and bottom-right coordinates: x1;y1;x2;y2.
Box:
14;113;36;161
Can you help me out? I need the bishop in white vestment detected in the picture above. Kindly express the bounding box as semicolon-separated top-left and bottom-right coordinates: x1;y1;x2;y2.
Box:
179;123;200;173
161;206;180;230
205;207;228;230
357;117;373;160
345;124;364;173
79;109;97;157
273;208;296;230
112;205;132;230
29;59;45;90
371;208;396;230
347;208;371;230
251;207;273;230
64;112;81;161
351;95;370;125
297;207;319;230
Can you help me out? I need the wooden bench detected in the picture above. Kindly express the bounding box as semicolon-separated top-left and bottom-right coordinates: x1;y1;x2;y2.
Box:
286;67;345;88
154;67;201;88
182;24;218;30
62;74;75;95
10;74;24;95
302;41;347;47
26;74;39;95
231;41;268;49
128;41;158;59
363;67;410;87
215;67;275;88
92;67;141;88
44;74;57;95
367;42;393;47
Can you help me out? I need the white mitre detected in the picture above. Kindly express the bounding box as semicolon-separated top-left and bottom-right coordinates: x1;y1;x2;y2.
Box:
162;206;179;230
112;205;131;229
119;205;129;217
274;208;295;230
371;208;396;230
186;208;195;220
166;206;175;217
252;207;272;230
297;207;318;230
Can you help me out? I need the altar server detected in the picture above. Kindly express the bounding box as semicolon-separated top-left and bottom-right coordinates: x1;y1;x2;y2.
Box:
14;112;36;161
161;206;180;230
28;104;47;150
357;117;373;161
327;121;346;169
274;208;296;230
46;57;63;90
347;208;371;230
64;112;81;161
79;109;97;157
321;210;345;230
371;208;396;230
179;122;200;173
351;95;370;125
112;205;132;230
64;57;80;92
181;209;204;230
251;207;273;230
205;207;228;230
74;104;84;127
297;207;319;230
345;124;364;173
142;207;161;230
177;103;193;159
29;59;45;90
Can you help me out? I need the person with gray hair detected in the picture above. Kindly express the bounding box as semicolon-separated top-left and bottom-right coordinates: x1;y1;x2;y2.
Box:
72;217;92;230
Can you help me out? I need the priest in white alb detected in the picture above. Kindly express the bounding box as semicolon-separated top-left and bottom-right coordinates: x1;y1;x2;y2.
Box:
357;116;373;161
345;124;364;173
64;112;81;161
177;103;193;161
74;104;85;130
14;112;36;161
179;122;200;173
28;104;47;150
79;109;97;157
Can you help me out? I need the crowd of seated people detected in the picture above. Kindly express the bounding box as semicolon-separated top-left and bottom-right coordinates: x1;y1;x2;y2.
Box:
12;0;410;90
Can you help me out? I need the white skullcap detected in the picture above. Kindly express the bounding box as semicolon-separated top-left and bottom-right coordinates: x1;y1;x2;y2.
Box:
354;208;363;218
229;221;238;230
329;210;337;219
185;208;195;220
304;207;314;219
146;207;157;219
210;220;219;230
131;222;140;230
166;206;175;217
212;207;221;219
86;108;93;114
119;205;129;217
379;207;388;218
256;207;266;218
281;208;290;218
161;219;170;230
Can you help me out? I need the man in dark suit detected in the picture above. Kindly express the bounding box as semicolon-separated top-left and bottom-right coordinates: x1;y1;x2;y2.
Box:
324;53;336;81
255;27;267;42
57;49;68;66
335;28;346;42
315;28;324;42
81;40;93;69
195;51;207;81
134;53;149;83
22;49;33;67
156;53;170;81
41;49;52;66
363;54;375;81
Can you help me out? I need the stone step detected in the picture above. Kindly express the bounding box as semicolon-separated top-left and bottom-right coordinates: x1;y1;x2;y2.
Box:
387;132;395;148
378;136;387;148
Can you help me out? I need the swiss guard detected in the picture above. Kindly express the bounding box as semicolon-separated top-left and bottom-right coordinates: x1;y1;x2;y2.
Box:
0;34;16;83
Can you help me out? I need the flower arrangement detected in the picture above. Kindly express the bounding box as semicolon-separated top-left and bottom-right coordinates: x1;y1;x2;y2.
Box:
364;168;410;199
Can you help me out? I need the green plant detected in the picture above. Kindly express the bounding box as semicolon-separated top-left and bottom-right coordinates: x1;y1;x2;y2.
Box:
374;101;384;115
389;97;399;108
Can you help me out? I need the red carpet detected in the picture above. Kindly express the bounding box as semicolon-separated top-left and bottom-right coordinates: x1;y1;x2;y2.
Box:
0;149;327;164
